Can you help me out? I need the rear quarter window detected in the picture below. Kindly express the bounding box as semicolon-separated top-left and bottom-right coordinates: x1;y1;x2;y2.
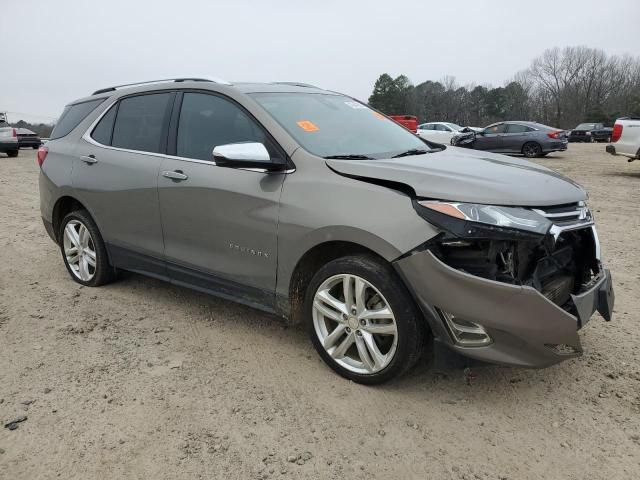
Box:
91;104;117;145
50;98;106;140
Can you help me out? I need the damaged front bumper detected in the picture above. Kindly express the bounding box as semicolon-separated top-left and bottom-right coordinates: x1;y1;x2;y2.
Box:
395;250;614;368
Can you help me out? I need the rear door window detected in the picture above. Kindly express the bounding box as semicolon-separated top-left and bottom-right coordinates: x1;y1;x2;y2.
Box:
176;92;276;161
111;93;172;153
50;98;106;140
506;124;533;134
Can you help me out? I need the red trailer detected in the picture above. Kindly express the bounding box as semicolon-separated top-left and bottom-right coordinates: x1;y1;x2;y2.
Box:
388;115;418;133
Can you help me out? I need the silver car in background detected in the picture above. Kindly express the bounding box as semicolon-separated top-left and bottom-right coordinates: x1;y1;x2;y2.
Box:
452;121;568;157
0;126;19;157
38;79;613;384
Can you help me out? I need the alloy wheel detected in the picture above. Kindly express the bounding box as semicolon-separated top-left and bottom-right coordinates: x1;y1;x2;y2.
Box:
523;143;540;157
63;220;97;281
312;274;398;374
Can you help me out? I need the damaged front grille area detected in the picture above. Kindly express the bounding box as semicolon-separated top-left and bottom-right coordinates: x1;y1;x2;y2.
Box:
430;220;600;314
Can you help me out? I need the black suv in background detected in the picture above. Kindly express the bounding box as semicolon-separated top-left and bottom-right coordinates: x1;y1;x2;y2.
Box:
17;128;43;149
568;123;613;143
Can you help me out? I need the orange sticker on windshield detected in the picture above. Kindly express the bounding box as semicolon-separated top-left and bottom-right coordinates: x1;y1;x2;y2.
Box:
373;112;386;120
297;120;319;132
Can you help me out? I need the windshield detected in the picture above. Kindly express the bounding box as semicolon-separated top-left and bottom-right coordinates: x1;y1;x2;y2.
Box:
250;92;427;158
445;123;462;131
576;123;596;130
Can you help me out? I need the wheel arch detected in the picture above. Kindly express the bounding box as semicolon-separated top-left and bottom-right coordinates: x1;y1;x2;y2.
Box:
51;196;89;243
285;236;400;325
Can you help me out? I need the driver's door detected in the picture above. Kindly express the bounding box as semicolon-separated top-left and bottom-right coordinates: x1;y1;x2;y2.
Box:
475;123;507;151
157;91;286;309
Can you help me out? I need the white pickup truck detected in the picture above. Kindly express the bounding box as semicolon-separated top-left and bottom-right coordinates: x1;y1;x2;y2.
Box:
607;117;640;162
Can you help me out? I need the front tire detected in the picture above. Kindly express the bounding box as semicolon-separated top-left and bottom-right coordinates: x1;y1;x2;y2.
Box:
59;210;115;287
304;255;425;384
7;150;18;158
522;142;542;158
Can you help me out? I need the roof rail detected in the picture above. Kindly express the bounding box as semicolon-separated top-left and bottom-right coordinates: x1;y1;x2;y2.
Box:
272;82;320;89
91;78;225;95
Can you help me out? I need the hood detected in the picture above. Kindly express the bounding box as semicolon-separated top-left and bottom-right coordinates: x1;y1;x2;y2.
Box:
326;146;586;207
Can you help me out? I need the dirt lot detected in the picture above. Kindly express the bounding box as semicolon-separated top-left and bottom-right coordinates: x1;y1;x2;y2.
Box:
0;144;638;480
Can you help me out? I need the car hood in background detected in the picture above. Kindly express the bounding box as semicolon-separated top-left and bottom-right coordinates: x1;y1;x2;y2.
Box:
326;146;587;207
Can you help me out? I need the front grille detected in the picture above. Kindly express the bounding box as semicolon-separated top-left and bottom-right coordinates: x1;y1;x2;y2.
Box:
533;202;591;226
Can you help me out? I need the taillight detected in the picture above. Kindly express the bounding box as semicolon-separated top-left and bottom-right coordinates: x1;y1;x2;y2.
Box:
12;128;17;138
611;123;623;143
547;130;563;139
37;146;48;167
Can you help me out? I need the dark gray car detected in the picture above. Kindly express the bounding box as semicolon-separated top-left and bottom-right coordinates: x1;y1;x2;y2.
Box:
38;79;613;384
455;121;568;157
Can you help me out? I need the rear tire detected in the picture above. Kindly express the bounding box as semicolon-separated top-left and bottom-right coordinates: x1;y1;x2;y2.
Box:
304;254;425;384
522;142;542;158
59;209;116;287
7;150;18;158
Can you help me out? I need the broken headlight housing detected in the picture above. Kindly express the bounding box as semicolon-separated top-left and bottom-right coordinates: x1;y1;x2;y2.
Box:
414;200;553;239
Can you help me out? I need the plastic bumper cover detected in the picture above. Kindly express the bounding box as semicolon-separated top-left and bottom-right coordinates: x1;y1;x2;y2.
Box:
395;250;614;368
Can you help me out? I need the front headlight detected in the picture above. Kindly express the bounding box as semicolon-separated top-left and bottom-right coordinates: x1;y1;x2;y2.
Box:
415;200;552;239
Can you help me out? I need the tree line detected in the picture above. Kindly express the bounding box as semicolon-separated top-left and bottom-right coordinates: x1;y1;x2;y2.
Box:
368;46;640;129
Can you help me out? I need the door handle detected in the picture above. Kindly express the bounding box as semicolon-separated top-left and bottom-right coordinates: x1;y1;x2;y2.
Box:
80;154;97;164
162;170;188;181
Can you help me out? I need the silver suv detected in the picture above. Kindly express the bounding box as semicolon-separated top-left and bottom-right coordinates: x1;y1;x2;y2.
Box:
39;78;614;384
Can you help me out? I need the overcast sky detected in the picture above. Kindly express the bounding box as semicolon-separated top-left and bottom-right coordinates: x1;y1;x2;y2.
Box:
1;0;639;123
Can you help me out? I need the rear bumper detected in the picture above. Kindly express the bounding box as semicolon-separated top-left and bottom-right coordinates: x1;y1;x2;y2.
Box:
568;134;590;142
0;140;19;152
542;141;568;153
606;144;639;160
19;139;42;148
395;250;614;368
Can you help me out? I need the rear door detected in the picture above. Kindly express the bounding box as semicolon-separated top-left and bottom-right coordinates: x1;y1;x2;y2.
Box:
73;91;174;276
434;123;456;143
417;123;435;141
502;123;534;153
157;91;286;309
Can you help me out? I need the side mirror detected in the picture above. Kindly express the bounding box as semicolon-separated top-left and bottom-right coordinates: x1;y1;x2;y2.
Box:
212;142;284;171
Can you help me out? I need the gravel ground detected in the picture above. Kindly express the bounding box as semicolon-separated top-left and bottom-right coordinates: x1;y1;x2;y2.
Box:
0;144;639;480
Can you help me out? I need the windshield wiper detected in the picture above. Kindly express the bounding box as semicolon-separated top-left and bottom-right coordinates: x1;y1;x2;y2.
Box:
391;148;432;158
324;154;374;160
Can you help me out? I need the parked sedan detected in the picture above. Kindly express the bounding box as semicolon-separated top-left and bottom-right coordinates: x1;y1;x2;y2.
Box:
17;128;43;149
568;123;612;143
452;121;568;158
417;122;463;143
